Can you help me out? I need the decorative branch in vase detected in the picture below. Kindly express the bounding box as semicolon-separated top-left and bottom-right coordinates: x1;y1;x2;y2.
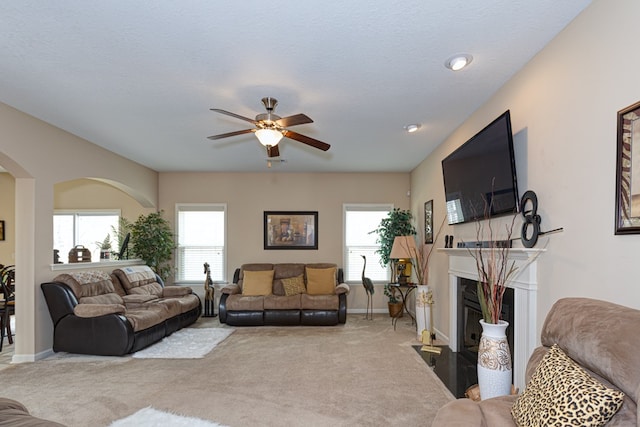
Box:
467;212;518;324
465;196;519;400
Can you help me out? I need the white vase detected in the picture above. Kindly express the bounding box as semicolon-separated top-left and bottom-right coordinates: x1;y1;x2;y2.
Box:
415;285;430;342
477;319;512;400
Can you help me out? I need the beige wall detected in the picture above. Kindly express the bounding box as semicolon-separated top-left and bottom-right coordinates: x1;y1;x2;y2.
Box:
0;102;158;361
55;178;153;220
159;172;410;310
411;0;640;346
0;173;15;264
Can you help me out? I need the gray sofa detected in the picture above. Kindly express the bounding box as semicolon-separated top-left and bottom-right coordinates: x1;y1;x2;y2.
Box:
219;263;349;326
432;297;639;426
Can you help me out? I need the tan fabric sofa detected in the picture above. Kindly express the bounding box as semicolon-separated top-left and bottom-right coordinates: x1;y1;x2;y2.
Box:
41;265;201;356
0;398;64;426
219;263;349;326
432;297;640;426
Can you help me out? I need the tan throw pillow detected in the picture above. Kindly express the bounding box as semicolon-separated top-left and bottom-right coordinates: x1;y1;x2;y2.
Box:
511;344;624;427
242;270;274;296
306;267;336;295
282;275;306;296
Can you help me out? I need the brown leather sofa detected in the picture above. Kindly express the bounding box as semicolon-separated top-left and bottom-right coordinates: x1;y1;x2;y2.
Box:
41;266;201;356
0;398;64;426
219;263;349;326
432;298;639;426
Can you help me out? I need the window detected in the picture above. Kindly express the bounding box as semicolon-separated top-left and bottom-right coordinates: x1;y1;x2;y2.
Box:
343;204;392;283
53;210;120;263
176;204;226;283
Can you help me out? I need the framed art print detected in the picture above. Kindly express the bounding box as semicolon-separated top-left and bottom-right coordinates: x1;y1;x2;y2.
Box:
264;211;318;249
424;200;433;244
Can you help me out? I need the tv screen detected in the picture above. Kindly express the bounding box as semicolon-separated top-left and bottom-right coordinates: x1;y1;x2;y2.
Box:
441;110;519;225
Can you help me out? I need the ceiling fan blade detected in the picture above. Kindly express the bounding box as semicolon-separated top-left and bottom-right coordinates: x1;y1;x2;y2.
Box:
210;109;258;125
266;145;280;158
275;113;313;128
283;130;331;151
207;128;255;140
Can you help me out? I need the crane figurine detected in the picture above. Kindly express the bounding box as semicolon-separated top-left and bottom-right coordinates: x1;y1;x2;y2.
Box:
361;255;375;320
203;262;216;317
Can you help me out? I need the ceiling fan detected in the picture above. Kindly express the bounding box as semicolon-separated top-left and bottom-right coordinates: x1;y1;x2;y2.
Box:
207;97;330;158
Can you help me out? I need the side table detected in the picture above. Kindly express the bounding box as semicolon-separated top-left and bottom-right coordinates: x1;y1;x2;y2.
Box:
388;283;417;330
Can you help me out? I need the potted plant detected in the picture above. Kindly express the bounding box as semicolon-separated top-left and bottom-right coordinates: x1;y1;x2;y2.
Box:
130;210;175;281
370;208;417;280
111;217;132;259
384;284;403;318
96;235;112;261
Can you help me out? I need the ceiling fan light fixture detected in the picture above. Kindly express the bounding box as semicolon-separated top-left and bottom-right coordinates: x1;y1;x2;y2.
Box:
445;54;473;71
255;128;283;147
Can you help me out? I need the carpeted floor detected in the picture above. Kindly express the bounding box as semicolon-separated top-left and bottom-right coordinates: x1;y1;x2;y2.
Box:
0;315;454;426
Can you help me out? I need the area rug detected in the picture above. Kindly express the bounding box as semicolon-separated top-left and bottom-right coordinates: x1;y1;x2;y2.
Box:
132;328;234;359
108;407;227;427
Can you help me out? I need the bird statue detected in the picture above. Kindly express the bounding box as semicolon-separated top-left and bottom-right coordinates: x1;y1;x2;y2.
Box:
361;255;375;320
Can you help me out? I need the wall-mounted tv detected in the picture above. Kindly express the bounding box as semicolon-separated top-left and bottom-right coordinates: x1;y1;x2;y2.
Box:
441;110;519;225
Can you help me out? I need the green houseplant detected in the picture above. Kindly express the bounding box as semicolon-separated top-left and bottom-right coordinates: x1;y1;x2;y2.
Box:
96;235;112;260
371;209;416;314
130;211;175;281
370;208;417;284
384;284;403;318
111;216;132;259
370;208;417;269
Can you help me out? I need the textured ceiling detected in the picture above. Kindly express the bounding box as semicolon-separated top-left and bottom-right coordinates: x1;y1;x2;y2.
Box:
0;1;592;173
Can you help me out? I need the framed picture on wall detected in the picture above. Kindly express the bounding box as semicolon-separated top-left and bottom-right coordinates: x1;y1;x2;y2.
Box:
264;211;318;249
616;100;640;234
424;200;433;244
0;221;5;241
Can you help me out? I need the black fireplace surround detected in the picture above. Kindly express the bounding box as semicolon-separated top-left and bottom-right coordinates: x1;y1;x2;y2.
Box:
457;277;514;364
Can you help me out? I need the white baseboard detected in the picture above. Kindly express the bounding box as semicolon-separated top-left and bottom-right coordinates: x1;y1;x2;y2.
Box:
12;348;53;364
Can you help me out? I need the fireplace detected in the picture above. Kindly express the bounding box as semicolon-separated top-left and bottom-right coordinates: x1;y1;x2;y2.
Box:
441;247;542;389
457;278;514;364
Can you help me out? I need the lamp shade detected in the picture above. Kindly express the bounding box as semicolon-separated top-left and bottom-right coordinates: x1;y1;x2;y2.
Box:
255;128;284;147
390;235;418;259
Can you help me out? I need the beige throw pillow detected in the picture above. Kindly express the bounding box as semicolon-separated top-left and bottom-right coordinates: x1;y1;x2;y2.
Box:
306;267;336;295
242;270;274;296
281;275;306;296
511;344;624;427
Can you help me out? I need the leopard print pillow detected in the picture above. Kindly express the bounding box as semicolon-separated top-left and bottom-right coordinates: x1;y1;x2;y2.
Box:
281;275;306;296
511;344;624;427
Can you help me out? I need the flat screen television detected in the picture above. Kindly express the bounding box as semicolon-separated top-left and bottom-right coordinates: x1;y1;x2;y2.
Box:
441;110;519;225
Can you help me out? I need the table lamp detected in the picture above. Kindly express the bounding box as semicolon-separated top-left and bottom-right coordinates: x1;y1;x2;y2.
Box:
390;236;417;284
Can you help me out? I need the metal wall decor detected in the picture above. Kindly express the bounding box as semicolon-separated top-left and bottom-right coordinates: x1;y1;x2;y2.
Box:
519;191;541;248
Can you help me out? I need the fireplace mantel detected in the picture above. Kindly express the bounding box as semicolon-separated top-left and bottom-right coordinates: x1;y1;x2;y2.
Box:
440;247;544;389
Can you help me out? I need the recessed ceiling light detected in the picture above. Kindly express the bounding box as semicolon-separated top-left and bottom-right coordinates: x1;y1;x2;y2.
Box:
404;124;421;133
445;54;473;71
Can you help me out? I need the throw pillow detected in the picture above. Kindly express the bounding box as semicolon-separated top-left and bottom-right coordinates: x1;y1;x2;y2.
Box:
306;267;336;295
511;344;624;427
281;275;306;296
241;270;274;296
